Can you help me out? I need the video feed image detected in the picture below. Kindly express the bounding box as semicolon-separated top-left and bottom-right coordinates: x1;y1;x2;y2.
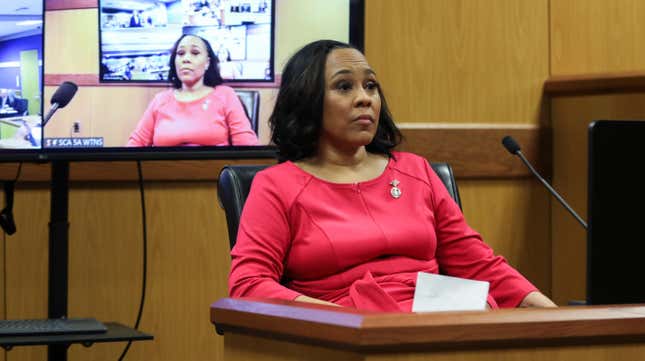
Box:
99;0;273;82
0;0;43;149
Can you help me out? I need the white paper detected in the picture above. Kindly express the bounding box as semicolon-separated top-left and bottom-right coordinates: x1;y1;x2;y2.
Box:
412;272;489;312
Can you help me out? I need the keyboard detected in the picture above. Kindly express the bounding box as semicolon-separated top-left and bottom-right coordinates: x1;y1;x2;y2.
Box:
0;318;108;337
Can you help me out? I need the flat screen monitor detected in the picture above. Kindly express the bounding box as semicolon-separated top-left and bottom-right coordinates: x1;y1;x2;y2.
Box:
0;0;358;162
0;0;43;152
99;0;274;83
587;120;645;304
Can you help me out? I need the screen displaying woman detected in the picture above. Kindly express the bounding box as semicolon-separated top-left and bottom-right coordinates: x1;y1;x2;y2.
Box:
127;34;258;146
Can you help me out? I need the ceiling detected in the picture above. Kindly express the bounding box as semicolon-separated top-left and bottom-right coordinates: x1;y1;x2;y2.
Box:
0;0;43;41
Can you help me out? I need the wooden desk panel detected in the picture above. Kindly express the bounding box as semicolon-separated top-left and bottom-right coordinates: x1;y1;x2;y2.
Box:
212;298;645;361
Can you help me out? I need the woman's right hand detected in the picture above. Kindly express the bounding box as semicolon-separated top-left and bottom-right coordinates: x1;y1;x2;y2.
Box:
294;295;340;307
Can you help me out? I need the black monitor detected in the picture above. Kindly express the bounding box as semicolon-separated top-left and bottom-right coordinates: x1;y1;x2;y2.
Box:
0;0;363;163
587;120;645;304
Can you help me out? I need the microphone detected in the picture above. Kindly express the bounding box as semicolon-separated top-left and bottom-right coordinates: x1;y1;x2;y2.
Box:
42;81;78;127
502;136;588;229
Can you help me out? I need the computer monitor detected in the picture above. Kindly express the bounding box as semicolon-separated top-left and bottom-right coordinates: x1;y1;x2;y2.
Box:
587;120;645;304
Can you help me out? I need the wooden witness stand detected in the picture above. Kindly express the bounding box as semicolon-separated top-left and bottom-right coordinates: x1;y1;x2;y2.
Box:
212;298;645;361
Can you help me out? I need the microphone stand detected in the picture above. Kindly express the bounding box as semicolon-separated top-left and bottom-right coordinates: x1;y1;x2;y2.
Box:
48;160;70;361
515;149;588;229
42;103;60;128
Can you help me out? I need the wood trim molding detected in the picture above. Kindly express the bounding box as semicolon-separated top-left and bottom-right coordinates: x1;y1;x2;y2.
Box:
0;158;277;182
46;0;97;11
397;123;550;179
212;298;645;352
45;74;100;87
45;74;281;88
545;71;645;96
0;124;548;181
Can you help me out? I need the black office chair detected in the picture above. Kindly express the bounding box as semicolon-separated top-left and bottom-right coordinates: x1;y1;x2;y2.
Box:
234;89;260;135
218;162;461;249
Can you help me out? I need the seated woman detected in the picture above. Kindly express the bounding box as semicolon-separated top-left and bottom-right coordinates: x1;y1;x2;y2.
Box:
127;34;258;146
229;40;556;311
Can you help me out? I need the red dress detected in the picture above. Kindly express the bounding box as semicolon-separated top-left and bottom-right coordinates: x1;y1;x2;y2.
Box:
229;152;537;311
127;86;258;146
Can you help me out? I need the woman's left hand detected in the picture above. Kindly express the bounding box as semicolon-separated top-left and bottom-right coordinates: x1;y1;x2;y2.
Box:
519;291;557;308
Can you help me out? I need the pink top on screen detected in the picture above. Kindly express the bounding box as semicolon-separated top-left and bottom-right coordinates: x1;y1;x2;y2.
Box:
127;85;259;147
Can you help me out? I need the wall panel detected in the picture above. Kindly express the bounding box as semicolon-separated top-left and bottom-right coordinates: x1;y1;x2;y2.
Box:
365;0;549;125
551;0;645;75
460;180;551;292
365;0;552;297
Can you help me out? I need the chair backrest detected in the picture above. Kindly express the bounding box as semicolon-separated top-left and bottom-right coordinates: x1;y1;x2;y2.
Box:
234;89;260;135
217;162;461;249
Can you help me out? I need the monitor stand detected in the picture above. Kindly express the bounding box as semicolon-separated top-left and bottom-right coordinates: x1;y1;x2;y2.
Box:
1;161;153;357
39;160;151;360
48;160;70;360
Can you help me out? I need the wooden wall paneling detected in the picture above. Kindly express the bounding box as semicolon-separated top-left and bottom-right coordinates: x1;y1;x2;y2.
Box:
43;86;160;147
459;180;551;294
44;9;98;74
550;93;645;304
364;0;552;297
364;0;549;125
5;185;50;361
551;0;645;76
64;182;230;361
545;72;645;96
397;123;550;178
65;183;143;361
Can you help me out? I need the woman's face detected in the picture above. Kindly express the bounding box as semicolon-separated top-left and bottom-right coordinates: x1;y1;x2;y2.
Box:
174;36;210;87
320;48;381;152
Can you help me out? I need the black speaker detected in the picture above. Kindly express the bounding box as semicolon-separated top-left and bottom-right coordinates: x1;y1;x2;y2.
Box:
0;182;16;235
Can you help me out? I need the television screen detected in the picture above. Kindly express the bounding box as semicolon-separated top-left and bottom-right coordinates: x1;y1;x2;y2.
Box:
0;0;352;161
99;0;274;83
0;0;43;150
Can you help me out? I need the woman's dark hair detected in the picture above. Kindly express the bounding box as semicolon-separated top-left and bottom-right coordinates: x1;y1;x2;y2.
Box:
269;39;402;162
168;34;223;89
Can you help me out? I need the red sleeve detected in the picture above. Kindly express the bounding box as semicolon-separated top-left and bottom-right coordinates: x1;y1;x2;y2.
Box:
228;170;302;300
127;92;160;146
224;88;259;146
425;160;537;307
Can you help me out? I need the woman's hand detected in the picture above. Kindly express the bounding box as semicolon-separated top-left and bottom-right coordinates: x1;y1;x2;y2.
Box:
519;291;557;308
294;295;340;307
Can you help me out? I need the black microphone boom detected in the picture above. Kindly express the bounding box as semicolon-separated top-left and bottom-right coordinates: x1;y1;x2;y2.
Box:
502;136;588;229
42;81;78;127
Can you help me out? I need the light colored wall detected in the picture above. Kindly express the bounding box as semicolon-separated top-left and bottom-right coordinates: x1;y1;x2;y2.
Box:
275;0;349;70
